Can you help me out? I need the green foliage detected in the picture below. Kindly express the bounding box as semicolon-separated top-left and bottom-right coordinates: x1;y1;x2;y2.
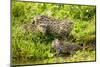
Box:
71;16;96;45
12;1;96;65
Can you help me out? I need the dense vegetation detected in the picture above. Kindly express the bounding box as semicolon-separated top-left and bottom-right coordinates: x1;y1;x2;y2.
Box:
12;0;96;65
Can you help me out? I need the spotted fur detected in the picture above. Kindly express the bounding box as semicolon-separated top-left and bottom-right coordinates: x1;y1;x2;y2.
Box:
33;15;73;39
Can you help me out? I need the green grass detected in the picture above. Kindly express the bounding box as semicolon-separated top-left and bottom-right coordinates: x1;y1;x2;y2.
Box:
12;50;95;65
12;1;96;65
